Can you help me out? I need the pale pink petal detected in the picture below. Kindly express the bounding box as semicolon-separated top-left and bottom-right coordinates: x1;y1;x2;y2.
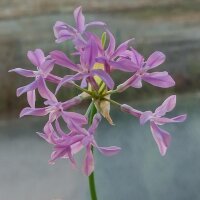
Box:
9;68;35;77
37;77;57;101
105;30;116;57
17;81;38;96
20;107;48;117
96;145;121;156
40;59;55;75
130;48;144;67
50;50;80;71
74;6;85;33
110;59;139;72
112;38;134;59
85;21;106;30
155;95;176;116
146;51;166;69
88;113;101;135
150;122;171;156
142;72;175;88
27;49;45;67
155;114;187;125
27;90;35;108
91;69;114;89
83;145;94;176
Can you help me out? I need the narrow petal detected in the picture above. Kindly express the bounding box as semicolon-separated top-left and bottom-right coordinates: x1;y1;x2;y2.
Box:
140;111;153;125
146;51;166;69
129;48;144;67
37;77;57;101
50;50;79;71
17;81;38;96
27;49;45;67
20;107;48;117
110;59;139;72
97;146;121;156
9;68;35;77
88;113;102;135
27;90;36;108
83;145;94;176
150;122;171;156
155;95;176;116
112;38;134;59
56;73;84;93
91;69;114;89
40;59;55;75
105;30;116;57
74;6;85;33
143;72;175;88
82;37;98;70
156;114;187;124
85;21;106;29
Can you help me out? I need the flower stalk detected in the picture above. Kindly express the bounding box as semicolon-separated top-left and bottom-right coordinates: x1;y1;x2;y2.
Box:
86;102;98;200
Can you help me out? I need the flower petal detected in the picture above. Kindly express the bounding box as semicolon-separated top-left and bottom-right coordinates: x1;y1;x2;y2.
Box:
17;81;38;96
91;69;114;89
50;50;79;71
129;48;144;67
105;30;116;57
109;59;139;72
20;107;48;117
112;38;134;59
155;95;176;116
142;72;175;88
37;77;57;101
27;49;45;67
150;122;171;156
146;51;166;69
74;6;85;33
97;146;121;156
83;145;94;176
9;68;35;77
156;114;187;124
88;113;102;134
27;90;36;108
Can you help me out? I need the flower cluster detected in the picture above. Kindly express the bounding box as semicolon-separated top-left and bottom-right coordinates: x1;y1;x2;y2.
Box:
10;7;186;176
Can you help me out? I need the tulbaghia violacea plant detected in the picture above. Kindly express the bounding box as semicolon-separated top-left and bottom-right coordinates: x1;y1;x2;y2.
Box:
9;6;187;200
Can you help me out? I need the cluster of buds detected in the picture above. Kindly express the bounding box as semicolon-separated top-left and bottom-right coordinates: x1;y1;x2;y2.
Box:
10;7;186;176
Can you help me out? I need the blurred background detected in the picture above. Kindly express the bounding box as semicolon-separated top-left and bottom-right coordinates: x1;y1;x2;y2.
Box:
0;0;200;199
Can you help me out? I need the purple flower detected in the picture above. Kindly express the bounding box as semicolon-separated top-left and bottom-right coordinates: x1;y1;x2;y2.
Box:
50;37;114;91
54;6;106;47
121;95;186;155
117;49;175;92
38;113;121;176
20;94;87;130
9;49;61;107
96;30;134;73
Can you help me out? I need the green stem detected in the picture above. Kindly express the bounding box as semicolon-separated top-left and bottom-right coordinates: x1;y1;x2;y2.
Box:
86;102;98;200
102;97;121;107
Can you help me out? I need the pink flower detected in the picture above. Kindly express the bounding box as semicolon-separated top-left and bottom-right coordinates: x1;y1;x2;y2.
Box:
9;49;60;107
117;48;175;92
96;30;134;73
38;113;121;176
121;95;186;155
20;94;87;130
54;6;106;48
51;37;114;91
